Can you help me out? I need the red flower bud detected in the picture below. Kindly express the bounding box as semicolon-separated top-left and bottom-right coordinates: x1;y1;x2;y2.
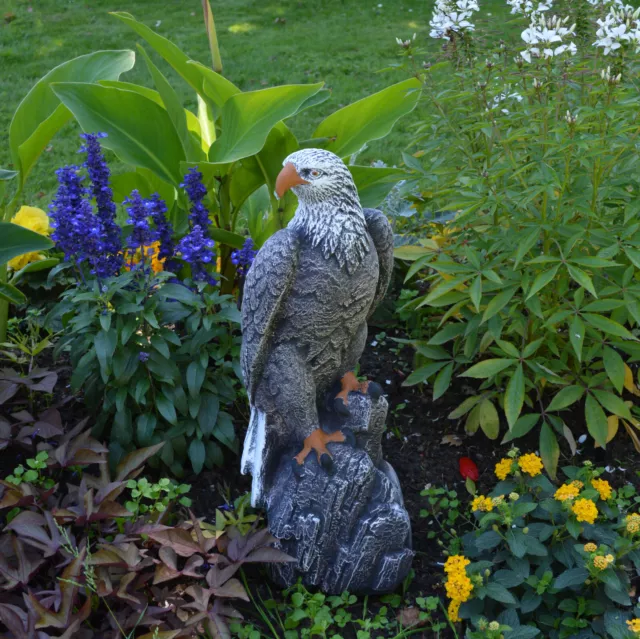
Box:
459;457;479;481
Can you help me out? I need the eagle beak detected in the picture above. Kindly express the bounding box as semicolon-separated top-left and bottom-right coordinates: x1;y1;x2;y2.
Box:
275;163;308;199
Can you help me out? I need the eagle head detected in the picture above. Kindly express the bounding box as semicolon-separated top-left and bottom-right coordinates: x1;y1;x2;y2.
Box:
275;148;358;206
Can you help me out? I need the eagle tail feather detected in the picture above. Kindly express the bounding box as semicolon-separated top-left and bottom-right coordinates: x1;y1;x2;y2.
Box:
241;407;267;507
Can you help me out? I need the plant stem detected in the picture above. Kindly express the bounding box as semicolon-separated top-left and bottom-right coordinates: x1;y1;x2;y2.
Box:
0;262;9;343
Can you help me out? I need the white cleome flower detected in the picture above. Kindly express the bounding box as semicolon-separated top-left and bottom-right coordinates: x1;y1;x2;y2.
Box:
507;0;553;17
594;5;640;55
429;0;479;39
520;14;577;61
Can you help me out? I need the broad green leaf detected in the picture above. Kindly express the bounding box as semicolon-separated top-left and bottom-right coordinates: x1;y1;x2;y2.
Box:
0;282;26;305
433;362;454;400
583;313;636;341
313;78;421;158
198;394;220;436
591;389;632;419
424;275;470;305
603;346;625;393
460;358;516;379
53;83;185;185
403;361;448;386
393;245;434;261
482;286;518;323
625;246;640;269
526;264;560;300
9;50;134;185
540;422;559;479
449;395;483;419
504;363;525;429
10;257;59;283
136;414;157;446
570;257;620;268
585;393;608;448
208;83;323;163
479;399;500;439
208;228;246;250
188;60;241;110
547;386;584;411
484;582;517;605
567;265;597;298
514;227;540;267
502;413;539;443
427;321;466;345
349;165;407;209
0;222;53;265
0;169;18;181
137;45;204;162
570;315;585;362
188;439;206;474
156;393;178;426
554;567;589;590
469;275;482;313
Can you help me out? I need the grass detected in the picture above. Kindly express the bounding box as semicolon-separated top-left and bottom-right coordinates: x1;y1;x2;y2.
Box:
0;0;517;206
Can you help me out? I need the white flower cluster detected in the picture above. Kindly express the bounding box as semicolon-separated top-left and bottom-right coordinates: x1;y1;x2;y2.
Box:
489;89;524;114
520;14;577;62
507;0;553;17
594;4;640;55
429;0;479;40
587;0;622;6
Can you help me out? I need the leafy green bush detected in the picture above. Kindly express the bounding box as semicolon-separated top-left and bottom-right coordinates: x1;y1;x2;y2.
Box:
444;450;640;638
395;1;640;476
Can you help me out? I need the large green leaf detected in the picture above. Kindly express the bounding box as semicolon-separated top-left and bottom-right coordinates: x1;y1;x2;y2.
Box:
313;78;421;158
52;83;185;185
9;50;134;185
540;422;559;479
0;282;27;305
137;45;204;162
0;169;18;181
0;222;53;265
349;166;407;209
460;358;516;379
208;83;324;164
585;393;608;447
189;60;241;110
504;363;525;429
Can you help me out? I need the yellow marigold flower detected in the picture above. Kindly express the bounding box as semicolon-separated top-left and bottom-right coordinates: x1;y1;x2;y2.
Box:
593;555;609;570
495;458;513;480
572;498;598;524
8;205;50;270
448;599;461;623
125;241;165;274
444;555;470;574
583;543;597;552
627;618;640;633
555;483;580;502
471;496;494;512
12;206;50;235
592;478;612;501
518;453;543;477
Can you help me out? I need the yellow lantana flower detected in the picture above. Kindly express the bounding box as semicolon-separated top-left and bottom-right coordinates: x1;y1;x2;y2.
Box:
8;206;50;270
518;453;543;477
627;618;640;634
572;498;598;524
583;543;597;552
125;241;165;274
554;483;581;502
471;495;494;512
593;554;614;570
591;478;612;501
495;458;513;481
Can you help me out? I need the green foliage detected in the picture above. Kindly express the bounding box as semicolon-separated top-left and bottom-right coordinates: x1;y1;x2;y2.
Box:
51;266;242;475
449;453;640;638
6;451;52;488
395;5;640;476
124;476;191;515
420;485;464;554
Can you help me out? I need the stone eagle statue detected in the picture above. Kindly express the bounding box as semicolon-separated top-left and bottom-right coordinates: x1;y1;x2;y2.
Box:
240;148;394;507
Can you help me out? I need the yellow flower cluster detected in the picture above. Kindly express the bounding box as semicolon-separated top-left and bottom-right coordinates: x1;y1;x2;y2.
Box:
444;555;473;623
593;554;614;570
554;483;581;502
471;496;494;512
8;206;50;270
572;498;598;524
591;478;612;501
626;513;640;534
518;453;543;477
583;543;597;552
495;458;513;480
125;241;165;274
627;618;640;634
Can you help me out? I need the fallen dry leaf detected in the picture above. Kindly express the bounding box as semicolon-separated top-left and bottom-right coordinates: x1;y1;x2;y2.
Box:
441;433;462;446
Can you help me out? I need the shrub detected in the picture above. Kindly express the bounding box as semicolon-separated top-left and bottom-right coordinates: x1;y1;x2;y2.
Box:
0;423;291;637
394;0;640;476
444;450;640;637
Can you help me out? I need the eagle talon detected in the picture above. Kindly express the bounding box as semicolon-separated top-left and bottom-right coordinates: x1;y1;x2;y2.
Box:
320;453;334;473
293;427;347;472
367;381;383;401
334;372;382;415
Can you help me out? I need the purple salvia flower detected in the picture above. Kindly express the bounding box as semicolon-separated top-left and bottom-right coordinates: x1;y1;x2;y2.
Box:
148;193;175;261
80;133;122;276
176;225;216;285
181;167;210;236
231;238;257;278
139;352;150;362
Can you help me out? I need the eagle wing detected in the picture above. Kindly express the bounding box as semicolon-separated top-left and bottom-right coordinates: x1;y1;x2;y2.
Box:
363;208;394;318
241;228;300;403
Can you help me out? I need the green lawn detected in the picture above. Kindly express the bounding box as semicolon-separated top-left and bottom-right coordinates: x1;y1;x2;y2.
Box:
0;0;515;205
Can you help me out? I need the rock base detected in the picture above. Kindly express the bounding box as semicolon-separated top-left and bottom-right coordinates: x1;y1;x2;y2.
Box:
265;395;413;594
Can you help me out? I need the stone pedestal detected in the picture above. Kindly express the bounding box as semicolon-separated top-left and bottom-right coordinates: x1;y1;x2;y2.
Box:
265;393;413;594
